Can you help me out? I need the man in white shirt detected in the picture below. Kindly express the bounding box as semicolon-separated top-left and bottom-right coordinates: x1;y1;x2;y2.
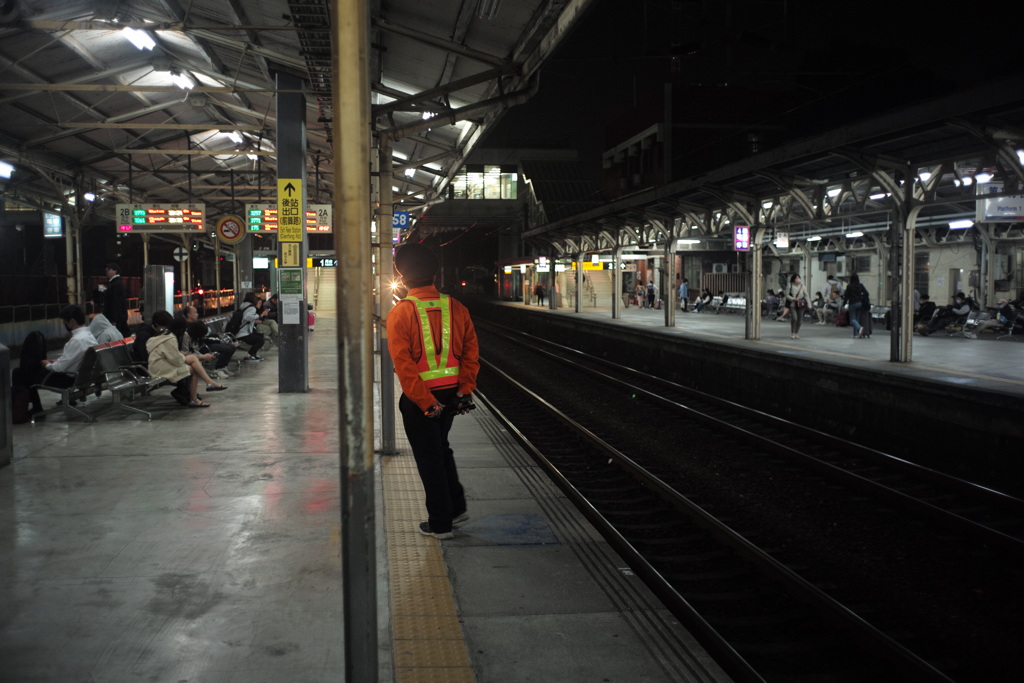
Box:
12;305;98;415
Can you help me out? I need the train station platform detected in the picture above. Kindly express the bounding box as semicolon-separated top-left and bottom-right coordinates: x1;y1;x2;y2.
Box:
508;300;1024;398
0;312;732;683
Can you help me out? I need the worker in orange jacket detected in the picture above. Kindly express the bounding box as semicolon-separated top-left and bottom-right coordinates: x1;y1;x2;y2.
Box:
386;242;480;539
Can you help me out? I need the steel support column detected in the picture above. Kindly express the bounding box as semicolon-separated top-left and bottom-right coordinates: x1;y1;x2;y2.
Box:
332;2;376;681
747;227;766;340
612;246;623;319
379;136;396;455
892;170;920;363
575;254;584;313
663;242;675;327
275;71;309;392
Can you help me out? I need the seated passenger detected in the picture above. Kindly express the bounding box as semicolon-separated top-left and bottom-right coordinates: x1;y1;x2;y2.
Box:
11;305;98;417
715;291;729;314
693;288;713;313
176;319;228;393
147;310;216;407
255;294;280;348
916;295;936;324
813;292;832;324
973;299;1015;335
917;292;970;336
762;289;778;317
179;304;237;377
89;313;123;345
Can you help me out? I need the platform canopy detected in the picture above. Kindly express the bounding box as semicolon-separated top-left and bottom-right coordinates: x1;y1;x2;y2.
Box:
0;0;594;220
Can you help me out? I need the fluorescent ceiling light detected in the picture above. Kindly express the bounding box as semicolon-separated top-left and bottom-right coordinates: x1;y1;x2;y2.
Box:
949;219;974;230
0;161;13;178
869;192;888;200
404;168;416;178
975;173;993;184
845;231;863;238
960;176;973;186
227;131;243;144
122;26;156;51
246;154;258;161
827;188;841;197
918;172;932;182
83;192;95;202
679;239;700;244
1017;149;1024;165
762;201;773;209
806;235;822;242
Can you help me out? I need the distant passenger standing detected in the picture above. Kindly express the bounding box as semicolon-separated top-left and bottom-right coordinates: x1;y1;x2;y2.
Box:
103;262;130;337
677;278;689;311
647;281;656;309
784;274;810;339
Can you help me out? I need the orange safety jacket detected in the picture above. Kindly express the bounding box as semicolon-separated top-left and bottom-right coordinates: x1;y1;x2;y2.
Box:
386;285;480;411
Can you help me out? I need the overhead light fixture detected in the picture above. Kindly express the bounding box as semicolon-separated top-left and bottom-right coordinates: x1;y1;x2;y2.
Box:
827;187;842;197
169;69;195;90
1016;149;1024;165
806;235;822;242
227;131;243;144
83;192;95;202
122;26;156;51
918;172;932;182
0;161;14;178
591;254;599;264
845;231;864;238
975;172;993;184
869;192;887;200
246;154;258;161
404;168;416;178
679;239;701;244
949;219;974;230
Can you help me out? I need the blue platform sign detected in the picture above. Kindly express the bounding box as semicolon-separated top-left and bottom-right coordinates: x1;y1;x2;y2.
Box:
392;211;410;228
43;211;62;238
734;225;751;251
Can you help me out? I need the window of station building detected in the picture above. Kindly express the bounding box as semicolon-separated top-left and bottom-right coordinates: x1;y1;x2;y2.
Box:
450;165;517;199
914;251;930;297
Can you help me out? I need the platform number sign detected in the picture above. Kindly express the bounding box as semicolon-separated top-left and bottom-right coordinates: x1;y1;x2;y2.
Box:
734;225;751;251
392;211;410;229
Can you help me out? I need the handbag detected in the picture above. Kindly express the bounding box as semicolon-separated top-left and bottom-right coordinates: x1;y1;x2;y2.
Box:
796;298;807;309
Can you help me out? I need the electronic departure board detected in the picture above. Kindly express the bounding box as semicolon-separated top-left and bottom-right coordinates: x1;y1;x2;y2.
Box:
246;203;332;233
116;204;206;233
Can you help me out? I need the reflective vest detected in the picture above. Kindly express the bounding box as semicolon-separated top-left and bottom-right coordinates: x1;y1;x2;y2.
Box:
405;294;460;389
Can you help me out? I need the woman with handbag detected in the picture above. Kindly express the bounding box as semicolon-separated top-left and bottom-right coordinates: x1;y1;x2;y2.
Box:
784;273;810;339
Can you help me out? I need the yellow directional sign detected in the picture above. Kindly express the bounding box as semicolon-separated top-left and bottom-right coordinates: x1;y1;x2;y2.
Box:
281;242;301;267
277;178;304;242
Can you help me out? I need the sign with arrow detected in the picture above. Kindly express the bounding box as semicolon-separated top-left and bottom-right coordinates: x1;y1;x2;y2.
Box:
277;178;304;242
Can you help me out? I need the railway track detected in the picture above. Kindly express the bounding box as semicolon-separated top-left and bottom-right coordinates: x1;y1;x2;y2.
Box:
474;321;1023;682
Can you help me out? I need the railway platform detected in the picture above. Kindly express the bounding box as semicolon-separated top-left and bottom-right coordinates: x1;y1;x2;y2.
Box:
509;300;1024;397
0;311;732;683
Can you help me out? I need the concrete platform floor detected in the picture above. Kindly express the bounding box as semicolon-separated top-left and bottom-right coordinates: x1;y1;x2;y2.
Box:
2;312;733;683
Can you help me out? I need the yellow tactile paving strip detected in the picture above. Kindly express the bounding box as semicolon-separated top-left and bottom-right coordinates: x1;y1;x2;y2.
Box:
384;458;476;683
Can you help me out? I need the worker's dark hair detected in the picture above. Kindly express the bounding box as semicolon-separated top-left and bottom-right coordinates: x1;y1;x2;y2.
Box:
394;243;438;287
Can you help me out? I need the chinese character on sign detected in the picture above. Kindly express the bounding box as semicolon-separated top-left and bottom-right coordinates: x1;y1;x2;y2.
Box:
734;226;750;251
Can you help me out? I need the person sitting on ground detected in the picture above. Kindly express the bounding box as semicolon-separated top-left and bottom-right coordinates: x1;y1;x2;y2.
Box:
917;291;970;336
973;298;1015;335
236;292;267;361
178;304;237;377
11;305;98;417
147;310;214;407
89;312;123;345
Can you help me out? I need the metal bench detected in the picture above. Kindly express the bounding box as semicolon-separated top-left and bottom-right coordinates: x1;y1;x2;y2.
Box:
30;346;104;423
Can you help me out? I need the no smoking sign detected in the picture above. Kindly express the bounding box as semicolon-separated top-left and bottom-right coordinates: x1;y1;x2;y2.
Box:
217;215;246;244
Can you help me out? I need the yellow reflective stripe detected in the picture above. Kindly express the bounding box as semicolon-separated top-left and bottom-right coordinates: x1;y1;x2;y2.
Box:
405;294;459;381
